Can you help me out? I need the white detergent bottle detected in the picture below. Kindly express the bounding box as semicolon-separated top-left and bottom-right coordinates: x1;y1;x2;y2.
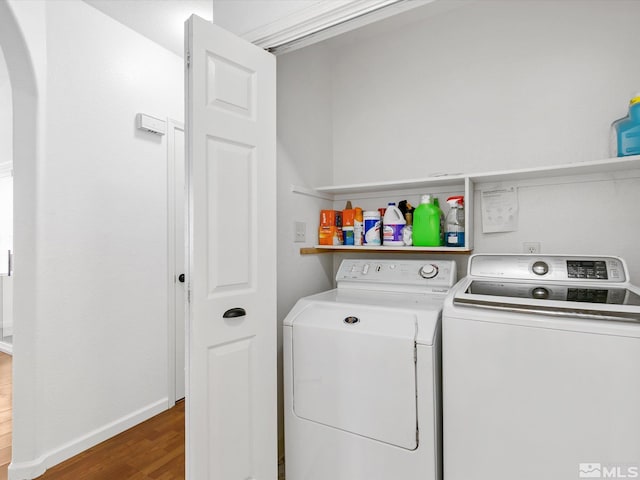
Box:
382;202;406;246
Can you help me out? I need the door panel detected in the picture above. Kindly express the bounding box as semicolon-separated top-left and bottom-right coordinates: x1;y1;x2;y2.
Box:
206;53;256;118
206;137;254;294
186;15;277;480
207;337;254;479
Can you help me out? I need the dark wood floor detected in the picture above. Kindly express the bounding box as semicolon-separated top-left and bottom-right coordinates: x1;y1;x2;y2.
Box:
0;355;284;479
1;352;186;479
36;400;185;480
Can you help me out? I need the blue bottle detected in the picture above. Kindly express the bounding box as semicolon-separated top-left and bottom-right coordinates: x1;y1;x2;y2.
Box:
611;93;640;157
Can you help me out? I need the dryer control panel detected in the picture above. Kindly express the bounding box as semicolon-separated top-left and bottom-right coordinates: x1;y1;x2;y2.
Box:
336;259;457;294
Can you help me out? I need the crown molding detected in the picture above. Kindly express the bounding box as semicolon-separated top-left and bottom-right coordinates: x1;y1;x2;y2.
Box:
242;0;433;54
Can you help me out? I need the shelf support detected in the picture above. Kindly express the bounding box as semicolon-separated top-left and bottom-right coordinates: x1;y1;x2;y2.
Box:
290;184;333;201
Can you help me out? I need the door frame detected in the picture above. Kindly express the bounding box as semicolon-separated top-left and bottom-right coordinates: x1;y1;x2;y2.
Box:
166;118;185;407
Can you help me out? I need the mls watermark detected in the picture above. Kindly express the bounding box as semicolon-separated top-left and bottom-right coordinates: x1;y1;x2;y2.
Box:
579;463;639;478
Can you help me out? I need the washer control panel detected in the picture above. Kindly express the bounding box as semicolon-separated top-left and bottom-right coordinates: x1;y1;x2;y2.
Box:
336;259;457;293
469;255;627;283
566;260;608;280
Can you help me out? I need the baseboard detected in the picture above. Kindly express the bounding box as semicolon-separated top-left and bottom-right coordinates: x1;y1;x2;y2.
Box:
0;341;12;355
8;397;169;480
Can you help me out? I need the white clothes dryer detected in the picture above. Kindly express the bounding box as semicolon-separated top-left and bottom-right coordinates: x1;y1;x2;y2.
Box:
443;254;640;480
283;259;457;480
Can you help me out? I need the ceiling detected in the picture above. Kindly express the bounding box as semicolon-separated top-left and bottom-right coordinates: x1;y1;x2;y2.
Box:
83;0;321;57
82;0;476;57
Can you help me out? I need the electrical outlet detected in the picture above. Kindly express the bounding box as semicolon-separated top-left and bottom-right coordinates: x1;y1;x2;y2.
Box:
294;221;306;243
523;242;541;254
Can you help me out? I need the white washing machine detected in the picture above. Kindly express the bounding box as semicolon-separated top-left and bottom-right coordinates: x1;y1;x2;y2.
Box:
283;259;457;480
443;254;640;480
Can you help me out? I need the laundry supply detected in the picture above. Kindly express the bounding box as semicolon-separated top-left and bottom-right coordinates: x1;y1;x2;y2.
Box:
433;197;445;245
342;227;354;245
363;211;381;245
318;209;343;245
445;196;465;247
413;195;443;247
377;207;386;244
354;208;363;246
318;227;342;245
402;214;413;246
343;209;354;227
611;93;640;157
382;203;406;246
319;210;342;228
342;207;355;245
398;200;414;246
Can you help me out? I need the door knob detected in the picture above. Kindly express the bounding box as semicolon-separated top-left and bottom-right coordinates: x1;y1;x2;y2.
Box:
178;274;185;283
223;307;246;318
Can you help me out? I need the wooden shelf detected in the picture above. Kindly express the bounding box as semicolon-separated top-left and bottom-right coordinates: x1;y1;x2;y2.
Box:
300;245;472;255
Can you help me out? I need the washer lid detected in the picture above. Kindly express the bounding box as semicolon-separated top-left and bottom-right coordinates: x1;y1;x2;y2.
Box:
291;302;418;450
454;280;640;323
284;289;442;345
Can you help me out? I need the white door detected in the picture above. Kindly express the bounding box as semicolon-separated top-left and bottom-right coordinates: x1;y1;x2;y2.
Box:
185;15;277;480
167;119;186;402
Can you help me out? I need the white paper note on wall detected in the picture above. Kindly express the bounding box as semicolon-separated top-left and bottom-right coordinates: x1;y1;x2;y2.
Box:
481;186;518;233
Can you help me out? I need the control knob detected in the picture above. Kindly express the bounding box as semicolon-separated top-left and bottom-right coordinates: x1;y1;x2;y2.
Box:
419;264;439;279
531;287;550;299
532;261;549;276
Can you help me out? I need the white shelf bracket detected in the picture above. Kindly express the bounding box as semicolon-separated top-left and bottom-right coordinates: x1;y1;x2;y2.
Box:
290;184;334;201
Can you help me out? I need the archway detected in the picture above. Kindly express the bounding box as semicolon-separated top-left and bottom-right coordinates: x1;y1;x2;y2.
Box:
0;31;13;352
0;1;40;478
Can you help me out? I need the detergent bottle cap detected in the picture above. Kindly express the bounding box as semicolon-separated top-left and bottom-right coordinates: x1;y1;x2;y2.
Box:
630;92;640;106
420;194;432;204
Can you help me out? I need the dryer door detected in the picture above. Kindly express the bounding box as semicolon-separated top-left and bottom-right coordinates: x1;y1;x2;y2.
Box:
292;303;418;450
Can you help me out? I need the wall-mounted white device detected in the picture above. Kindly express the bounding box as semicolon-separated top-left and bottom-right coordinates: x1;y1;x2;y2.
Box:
136;113;166;136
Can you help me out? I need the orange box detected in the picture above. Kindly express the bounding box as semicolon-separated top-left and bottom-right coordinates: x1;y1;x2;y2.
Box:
320;210;342;227
318;226;343;245
342;209;355;227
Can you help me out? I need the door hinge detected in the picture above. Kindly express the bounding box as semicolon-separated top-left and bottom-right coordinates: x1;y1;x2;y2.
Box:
186;51;191;68
187;289;191;303
414;344;417;363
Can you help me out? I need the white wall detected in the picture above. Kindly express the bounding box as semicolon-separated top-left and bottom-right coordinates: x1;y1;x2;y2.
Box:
0;46;12;275
472;173;640;281
1;0;44;471
4;1;183;477
330;0;640;183
276;42;335;454
0;173;12;275
0;47;11;166
282;0;640;282
1;275;13;338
